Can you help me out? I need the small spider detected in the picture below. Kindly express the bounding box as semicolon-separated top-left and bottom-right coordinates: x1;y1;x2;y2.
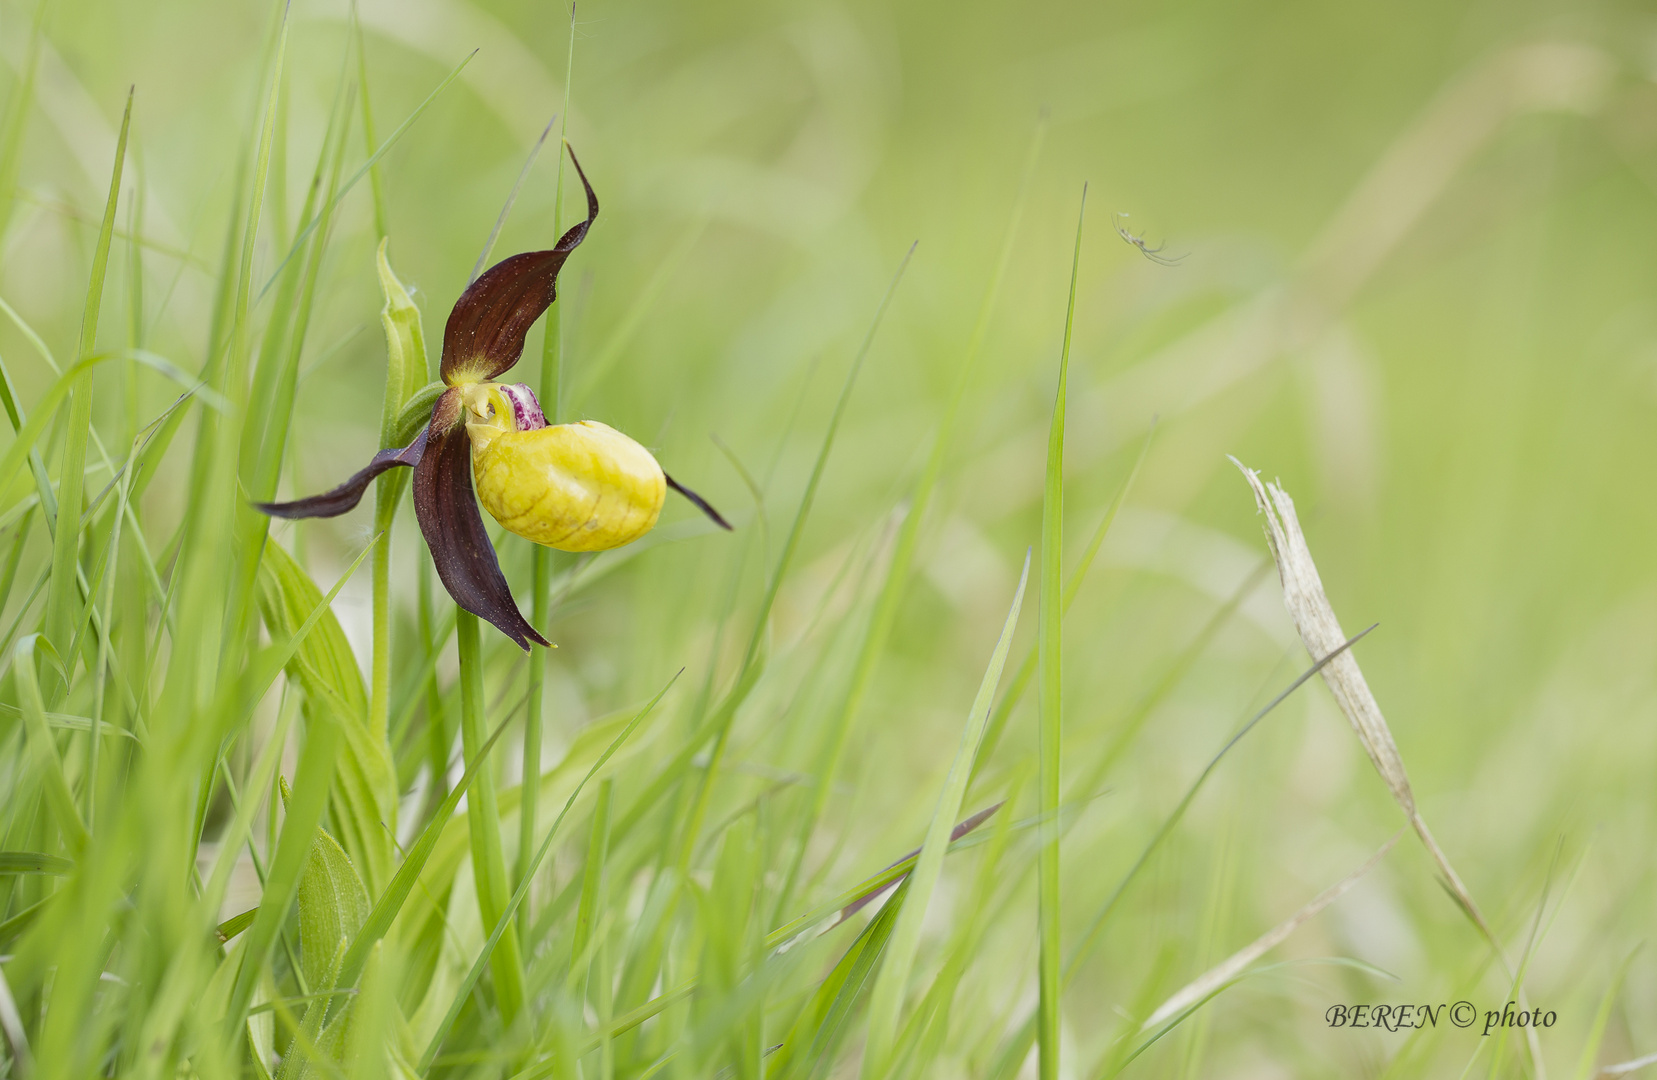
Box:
1114;213;1185;266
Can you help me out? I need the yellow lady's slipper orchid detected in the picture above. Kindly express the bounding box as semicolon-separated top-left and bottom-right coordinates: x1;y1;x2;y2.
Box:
464;382;665;552
256;146;730;649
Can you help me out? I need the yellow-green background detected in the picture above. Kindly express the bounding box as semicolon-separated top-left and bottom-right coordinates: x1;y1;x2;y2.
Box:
2;0;1654;1074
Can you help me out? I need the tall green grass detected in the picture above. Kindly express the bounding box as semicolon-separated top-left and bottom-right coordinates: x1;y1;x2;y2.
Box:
1;2;1654;1078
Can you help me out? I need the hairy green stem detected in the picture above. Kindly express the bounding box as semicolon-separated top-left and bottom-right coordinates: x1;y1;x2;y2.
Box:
456;607;527;1022
518;25;576;923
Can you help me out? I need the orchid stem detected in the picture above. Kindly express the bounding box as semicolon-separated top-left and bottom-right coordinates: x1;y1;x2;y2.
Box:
518;19;576;928
457;606;527;1022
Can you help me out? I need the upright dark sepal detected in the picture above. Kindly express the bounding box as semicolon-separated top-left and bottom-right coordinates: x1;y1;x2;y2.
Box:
413;392;549;650
440;147;601;385
256;429;429;519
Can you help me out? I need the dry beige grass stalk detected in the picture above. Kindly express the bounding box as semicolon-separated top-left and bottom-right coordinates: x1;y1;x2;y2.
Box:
1603;1050;1657;1077
1233;459;1548;1078
1232;460;1488;929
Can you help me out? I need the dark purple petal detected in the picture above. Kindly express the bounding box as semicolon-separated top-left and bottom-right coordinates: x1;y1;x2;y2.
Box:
440;146;600;385
665;474;733;531
254;429;428;519
414;391;549;650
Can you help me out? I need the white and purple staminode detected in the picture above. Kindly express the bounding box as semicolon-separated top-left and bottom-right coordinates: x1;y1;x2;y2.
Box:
500;383;547;431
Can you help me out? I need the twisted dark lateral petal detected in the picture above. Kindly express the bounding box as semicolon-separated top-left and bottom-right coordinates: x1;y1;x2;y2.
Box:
440;145;601;384
413;414;548;650
665;474;734;532
254;429;428;519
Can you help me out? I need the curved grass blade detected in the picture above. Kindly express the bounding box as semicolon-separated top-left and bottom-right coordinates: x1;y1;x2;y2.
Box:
861;552;1030;1078
332;709;516;994
773;879;912;1080
257;50;478;301
416;669;679;1071
469;110;560;285
982;625;1378;1080
11;634;91;853
1128;831;1401;1057
44;90;131;676
680;242;916;868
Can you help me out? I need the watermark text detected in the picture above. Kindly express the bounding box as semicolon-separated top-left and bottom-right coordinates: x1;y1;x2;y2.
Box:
1325;1001;1555;1035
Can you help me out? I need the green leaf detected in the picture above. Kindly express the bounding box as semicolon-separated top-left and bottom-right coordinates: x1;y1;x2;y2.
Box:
258;541;397;897
769;879;912;1080
414;673;676;1072
215;907;257;944
0;851;73;876
294;808;370;994
10;634;90;854
276;935;349;1080
333;709;517;998
375;240;428;449
226;702;345;1032
0;703;138;739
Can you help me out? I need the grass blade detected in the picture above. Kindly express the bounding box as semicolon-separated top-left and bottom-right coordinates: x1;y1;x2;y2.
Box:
43;90;131;685
973;423;1156;784
1136;830;1399;1038
1573;947;1640;1080
1037;182;1087;1080
785;119;1047;920
11;635;91;853
417;671;677;1071
469;110;559;285
257;49;477;300
773;879;913;1080
679;242;916;868
334;709;517;992
1233;459;1552;1072
861;552;1030;1078
225;702;343;1028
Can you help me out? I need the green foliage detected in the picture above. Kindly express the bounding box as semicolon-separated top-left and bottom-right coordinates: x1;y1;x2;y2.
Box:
260;538;396;897
0;1;1652;1077
294;808;370;999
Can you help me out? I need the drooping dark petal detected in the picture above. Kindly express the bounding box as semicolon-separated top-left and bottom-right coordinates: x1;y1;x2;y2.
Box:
440;146;600;385
665;474;734;532
255;429;428;519
414;390;549;650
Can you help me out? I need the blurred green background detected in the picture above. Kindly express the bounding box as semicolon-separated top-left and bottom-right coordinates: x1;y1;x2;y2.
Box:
4;0;1657;1074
